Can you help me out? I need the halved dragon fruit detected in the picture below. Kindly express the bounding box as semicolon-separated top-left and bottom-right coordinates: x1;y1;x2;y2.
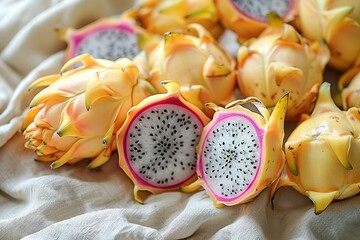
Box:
215;0;296;42
56;17;157;62
182;94;288;207
117;81;210;203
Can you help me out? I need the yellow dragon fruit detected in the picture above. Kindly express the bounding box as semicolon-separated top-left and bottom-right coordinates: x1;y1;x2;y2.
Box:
338;56;360;109
237;13;330;120
56;16;158;62
214;0;297;43
297;0;360;71
143;23;237;114
182;94;288;207
125;0;224;38
22;54;155;169
272;82;360;214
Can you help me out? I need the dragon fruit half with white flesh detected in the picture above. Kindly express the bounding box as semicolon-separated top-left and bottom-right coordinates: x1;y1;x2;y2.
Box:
181;94;288;207
56;16;158;62
272;82;360;214
215;0;297;42
117;81;210;203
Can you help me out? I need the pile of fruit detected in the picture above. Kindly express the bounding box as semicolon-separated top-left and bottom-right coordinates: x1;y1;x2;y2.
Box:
22;0;360;214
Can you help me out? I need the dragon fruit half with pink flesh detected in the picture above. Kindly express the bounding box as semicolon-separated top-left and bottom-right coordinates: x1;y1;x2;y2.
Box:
56;16;158;62
181;94;288;207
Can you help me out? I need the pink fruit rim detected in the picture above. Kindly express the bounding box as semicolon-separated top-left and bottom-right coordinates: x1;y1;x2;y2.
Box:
122;97;205;190
69;21;136;58
199;111;264;203
229;0;295;23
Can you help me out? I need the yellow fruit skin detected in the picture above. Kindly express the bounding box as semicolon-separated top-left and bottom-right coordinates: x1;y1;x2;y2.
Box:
272;82;360;214
237;16;329;120
126;0;224;38
327;0;360;23
214;0;296;43
338;60;360;109
144;24;236;113
182;94;288;207
297;0;360;71
22;54;155;169
117;81;210;203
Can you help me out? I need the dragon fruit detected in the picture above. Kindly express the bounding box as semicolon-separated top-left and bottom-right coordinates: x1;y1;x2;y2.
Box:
22;54;155;169
143;23;237;113
56;16;158;62
117;81;210;203
237;13;330;120
272;82;360;214
338;58;360;109
181;94;288;207
214;0;296;42
297;0;360;71
125;0;224;38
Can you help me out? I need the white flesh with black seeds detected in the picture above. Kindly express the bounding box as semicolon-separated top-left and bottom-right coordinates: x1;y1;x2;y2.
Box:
201;115;261;198
126;104;202;187
232;0;292;21
76;28;140;61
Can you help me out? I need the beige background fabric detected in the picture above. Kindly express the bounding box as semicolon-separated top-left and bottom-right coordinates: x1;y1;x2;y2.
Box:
0;0;359;239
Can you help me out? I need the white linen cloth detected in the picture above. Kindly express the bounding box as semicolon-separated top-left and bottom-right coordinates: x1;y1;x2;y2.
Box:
0;0;359;239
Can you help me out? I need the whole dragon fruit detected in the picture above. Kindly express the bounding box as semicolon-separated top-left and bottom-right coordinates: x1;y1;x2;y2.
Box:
117;81;210;203
237;13;330;120
125;0;224;38
22;54;155;169
182;94;288;207
297;0;360;71
214;0;297;42
56;16;158;62
143;23;237;113
272;82;360;214
338;57;360;109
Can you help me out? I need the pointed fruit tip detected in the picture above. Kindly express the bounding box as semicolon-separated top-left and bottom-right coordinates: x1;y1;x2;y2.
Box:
134;186;145;204
205;102;219;111
307;191;337;215
53;26;68;39
285;140;301;176
161;80;180;95
312;82;341;116
50;161;61;169
160;80;171;86
267;11;284;27
180;179;202;193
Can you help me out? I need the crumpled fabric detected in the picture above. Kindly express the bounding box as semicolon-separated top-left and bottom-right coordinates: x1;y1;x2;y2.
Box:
0;0;359;239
